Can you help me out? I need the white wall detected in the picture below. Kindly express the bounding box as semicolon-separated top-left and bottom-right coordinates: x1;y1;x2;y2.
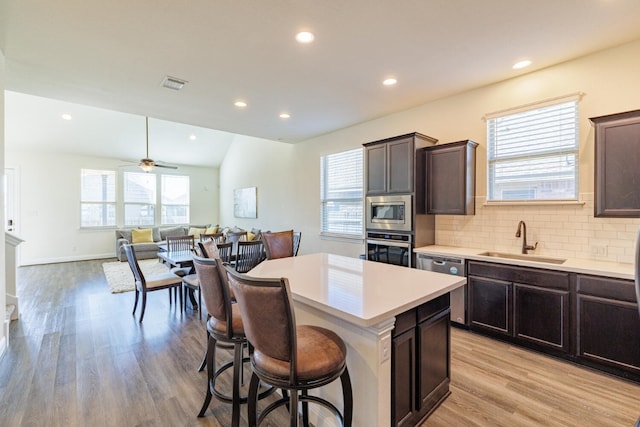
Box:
1;48;8;355
221;39;640;263
219;134;296;233
4;150;219;265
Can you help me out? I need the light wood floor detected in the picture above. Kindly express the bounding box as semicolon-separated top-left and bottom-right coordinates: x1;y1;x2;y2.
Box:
1;259;639;426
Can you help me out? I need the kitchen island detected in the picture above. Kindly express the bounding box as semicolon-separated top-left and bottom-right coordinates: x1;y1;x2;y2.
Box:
248;252;466;427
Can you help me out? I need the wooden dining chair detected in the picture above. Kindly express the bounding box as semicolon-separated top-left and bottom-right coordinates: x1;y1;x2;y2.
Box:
234;240;265;273
123;244;183;322
262;230;294;260
166;235;195;252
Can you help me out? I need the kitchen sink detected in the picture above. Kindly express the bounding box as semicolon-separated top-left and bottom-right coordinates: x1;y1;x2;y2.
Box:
478;251;567;265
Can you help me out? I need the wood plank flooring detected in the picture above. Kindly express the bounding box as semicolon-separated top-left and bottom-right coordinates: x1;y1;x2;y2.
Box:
1;259;639;426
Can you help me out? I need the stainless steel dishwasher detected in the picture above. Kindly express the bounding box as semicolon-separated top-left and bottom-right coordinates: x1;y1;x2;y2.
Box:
416;254;466;326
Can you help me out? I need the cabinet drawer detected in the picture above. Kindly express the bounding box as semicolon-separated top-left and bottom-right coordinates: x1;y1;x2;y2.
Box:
468;261;569;290
576;274;637;303
394;308;417;337
417;293;450;323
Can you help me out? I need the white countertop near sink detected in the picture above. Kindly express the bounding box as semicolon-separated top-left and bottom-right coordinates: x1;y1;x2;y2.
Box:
414;245;635;280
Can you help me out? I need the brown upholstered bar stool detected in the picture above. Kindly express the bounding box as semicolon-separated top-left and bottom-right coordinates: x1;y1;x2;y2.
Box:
262;229;295;259
225;266;353;427
193;255;273;426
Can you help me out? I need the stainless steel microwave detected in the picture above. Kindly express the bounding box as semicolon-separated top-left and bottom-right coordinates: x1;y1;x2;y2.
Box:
366;194;412;232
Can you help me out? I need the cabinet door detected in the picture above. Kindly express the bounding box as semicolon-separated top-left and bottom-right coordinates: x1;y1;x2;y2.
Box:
417;310;451;416
387;138;413;193
577;294;640;375
426;144;466;214
469;275;513;337
592;110;640;217
392;328;417;427
366;144;387;194
514;283;570;353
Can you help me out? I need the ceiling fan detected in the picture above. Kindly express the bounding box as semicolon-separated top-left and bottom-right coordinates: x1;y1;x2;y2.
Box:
135;116;178;172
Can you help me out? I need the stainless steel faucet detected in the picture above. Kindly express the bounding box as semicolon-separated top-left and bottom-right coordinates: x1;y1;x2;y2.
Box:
515;221;538;254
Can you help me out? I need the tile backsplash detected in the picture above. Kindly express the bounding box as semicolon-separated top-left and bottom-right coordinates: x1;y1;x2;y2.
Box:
434;193;640;264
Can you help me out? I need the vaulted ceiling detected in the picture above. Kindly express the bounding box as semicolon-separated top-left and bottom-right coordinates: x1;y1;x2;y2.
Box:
2;0;640;167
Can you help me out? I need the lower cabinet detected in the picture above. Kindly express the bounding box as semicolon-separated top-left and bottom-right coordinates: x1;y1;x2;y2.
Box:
468;261;570;354
576;274;640;379
392;293;451;427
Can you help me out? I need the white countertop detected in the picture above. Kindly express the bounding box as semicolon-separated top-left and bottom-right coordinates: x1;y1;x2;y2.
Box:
414;245;635;280
248;252;466;327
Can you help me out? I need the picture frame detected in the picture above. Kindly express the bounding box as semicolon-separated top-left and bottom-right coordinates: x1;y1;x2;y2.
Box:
233;187;257;218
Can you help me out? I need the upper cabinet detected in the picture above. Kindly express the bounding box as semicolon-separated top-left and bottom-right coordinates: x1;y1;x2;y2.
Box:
591;110;640;217
364;132;437;195
423;140;478;215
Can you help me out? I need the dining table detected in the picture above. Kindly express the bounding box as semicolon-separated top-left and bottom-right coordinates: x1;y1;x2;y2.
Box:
157;249;198;308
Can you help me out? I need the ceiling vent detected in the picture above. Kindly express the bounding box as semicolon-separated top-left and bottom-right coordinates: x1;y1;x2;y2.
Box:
161;75;188;91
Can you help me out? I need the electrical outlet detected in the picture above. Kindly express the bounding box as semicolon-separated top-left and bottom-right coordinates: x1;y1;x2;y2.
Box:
591;245;608;257
380;335;391;363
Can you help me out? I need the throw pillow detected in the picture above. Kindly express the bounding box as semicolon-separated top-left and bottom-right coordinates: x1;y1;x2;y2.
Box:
205;225;219;234
132;228;154;243
247;231;255;241
188;227;207;238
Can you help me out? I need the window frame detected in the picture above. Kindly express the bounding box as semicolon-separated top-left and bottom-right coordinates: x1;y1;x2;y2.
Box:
160;174;190;225
123;171;157;226
485;94;581;203
80;169;117;228
320;148;364;239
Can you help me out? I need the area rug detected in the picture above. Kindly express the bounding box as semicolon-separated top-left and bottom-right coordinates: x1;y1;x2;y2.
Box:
102;259;171;293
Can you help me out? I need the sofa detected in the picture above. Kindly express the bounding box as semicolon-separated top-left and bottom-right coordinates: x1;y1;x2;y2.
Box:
115;224;217;261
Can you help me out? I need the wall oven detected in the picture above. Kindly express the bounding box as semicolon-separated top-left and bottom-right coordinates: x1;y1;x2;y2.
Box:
366;231;413;268
366;194;412;232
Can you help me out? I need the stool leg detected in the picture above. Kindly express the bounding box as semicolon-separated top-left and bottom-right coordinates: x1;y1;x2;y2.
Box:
197;287;202;320
247;372;260;427
198;335;216;417
302;389;309;427
198;326;210;372
340;367;353;427
289;389;299;427
231;341;243;427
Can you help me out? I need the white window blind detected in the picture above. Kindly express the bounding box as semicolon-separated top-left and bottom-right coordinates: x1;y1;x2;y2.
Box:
161;174;190;224
124;172;156;226
320;148;363;237
80;169;116;227
487;97;579;201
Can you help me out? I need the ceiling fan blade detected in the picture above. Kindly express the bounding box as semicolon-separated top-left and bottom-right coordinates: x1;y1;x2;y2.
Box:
155;163;178;169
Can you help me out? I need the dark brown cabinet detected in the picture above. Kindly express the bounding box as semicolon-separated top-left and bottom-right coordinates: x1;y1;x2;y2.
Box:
392;294;450;427
364;133;437;195
591;109;640;217
576;274;640;379
423;140;477;215
468;261;570;354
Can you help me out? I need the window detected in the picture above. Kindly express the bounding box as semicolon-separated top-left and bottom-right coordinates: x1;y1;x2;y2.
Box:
486;96;579;202
161;175;190;224
80;169;116;227
123;172;156;226
320;148;363;237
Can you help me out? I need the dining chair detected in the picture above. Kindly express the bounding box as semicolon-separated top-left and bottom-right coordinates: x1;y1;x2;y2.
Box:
166;234;195;252
262;230;294;260
194;255;274;425
234;240;265;273
226;230;248;256
225;266;353;427
293;231;302;256
123;244;183;322
199;240;234;264
200;232;225;244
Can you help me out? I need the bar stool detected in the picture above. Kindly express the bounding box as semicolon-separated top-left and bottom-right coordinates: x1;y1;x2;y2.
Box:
193;255;273;426
225;266;353;427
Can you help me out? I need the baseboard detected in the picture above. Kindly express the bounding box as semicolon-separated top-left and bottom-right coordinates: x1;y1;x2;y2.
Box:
20;253;115;266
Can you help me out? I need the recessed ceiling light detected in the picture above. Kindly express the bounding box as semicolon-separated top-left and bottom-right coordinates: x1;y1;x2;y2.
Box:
61;113;72;120
295;31;315;43
234;100;247;108
383;78;397;86
279;113;291;119
189;134;197;141
513;60;532;70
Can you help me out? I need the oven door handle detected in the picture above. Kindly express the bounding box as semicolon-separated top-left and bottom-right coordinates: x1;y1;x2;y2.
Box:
366;239;411;249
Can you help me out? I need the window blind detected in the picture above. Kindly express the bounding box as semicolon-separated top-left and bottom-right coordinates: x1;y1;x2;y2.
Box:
320;148;363;237
80;169;116;227
487;99;579;201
